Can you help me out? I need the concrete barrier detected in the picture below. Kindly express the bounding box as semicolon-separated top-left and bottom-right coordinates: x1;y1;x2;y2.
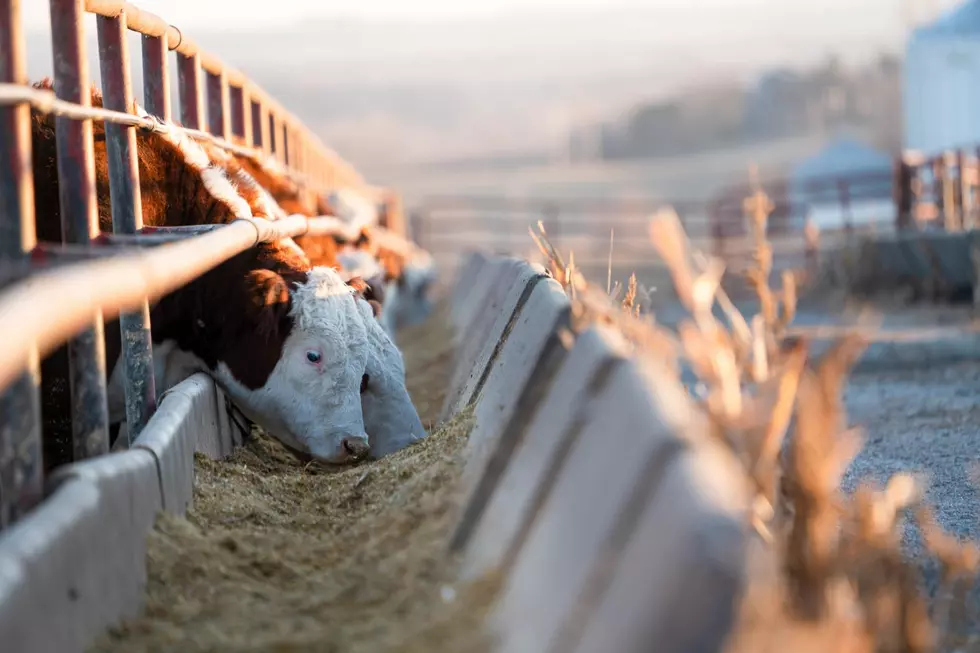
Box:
449;278;571;553
488;353;748;653
570;443;747;653
457;326;629;579
461;277;571;476
193;382;243;461
0;449;161;653
0;372;234;652
815;229;980;302
451;254;500;337
451;250;489;324
440;259;547;422
134;373;224;515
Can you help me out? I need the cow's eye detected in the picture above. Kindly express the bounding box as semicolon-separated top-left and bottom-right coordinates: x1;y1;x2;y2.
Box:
360;374;370;393
306;351;322;364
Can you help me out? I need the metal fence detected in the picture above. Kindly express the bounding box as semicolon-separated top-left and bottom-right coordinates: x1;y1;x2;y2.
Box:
0;0;406;529
410;145;980;297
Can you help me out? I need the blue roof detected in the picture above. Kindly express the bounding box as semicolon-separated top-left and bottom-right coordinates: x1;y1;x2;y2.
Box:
913;0;980;40
790;138;892;183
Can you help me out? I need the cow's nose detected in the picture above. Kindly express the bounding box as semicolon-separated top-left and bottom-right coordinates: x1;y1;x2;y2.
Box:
342;436;370;460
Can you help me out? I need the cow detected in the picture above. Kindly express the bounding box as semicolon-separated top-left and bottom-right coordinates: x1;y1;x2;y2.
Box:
30;78;426;470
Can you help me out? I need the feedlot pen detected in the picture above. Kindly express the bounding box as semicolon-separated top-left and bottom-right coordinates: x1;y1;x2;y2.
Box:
90;302;494;653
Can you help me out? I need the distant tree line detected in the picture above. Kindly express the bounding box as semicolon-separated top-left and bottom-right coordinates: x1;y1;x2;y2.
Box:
569;54;901;162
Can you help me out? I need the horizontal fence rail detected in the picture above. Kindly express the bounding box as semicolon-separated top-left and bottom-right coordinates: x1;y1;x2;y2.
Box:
0;0;415;529
410;144;980;300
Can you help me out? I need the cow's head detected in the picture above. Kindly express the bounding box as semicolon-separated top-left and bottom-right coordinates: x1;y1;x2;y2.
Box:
394;258;436;329
356;294;428;458
214;265;376;464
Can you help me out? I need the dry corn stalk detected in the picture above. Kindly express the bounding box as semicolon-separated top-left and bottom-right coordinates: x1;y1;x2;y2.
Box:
531;201;980;653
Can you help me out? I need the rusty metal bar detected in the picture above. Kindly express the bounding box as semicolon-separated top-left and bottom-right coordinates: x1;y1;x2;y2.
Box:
229;84;244;139
0;0;43;528
282;121;290;167
98;10;156;443
140;32;170;121
50;0;110;462
205;69;229;139
249;99;269;154
837;179;853;237
176;52;203;130
268;111;278;157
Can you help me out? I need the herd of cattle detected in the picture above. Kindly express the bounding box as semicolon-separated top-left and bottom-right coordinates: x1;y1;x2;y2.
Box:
29;79;437;472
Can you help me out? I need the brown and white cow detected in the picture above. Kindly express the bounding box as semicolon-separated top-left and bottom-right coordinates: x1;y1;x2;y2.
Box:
30;79;425;469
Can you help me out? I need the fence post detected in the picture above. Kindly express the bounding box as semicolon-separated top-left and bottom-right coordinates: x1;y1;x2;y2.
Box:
239;86;252;147
98;9;156;443
206;69;230;140
0;0;44;528
933;155;949;231
250;97;264;154
837;179;854;240
140;32;170;121
268;111;278;160
963;151;977;231
282;122;290;168
893;157;912;230
50;0;110;462
177;52;203;131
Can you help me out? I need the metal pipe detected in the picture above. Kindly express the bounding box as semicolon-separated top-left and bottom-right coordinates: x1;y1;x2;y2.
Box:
50;0;110;462
140;33;170;121
0;216;304;393
250;98;263;151
0;0;43;528
205;69;229;140
98;10;156;443
268;111;277;158
176;52;202;131
229;84;244;139
282;121;290;167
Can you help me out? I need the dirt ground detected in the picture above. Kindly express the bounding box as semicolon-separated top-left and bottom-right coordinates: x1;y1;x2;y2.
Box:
90;301;500;653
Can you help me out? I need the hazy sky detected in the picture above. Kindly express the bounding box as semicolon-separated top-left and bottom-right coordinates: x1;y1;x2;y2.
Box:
23;0;659;29
21;0;965;31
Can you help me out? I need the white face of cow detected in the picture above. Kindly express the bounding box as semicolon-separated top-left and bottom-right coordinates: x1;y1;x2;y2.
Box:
355;295;429;457
215;267;373;464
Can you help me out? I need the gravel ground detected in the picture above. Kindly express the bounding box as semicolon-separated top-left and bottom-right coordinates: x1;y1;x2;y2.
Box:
842;359;980;600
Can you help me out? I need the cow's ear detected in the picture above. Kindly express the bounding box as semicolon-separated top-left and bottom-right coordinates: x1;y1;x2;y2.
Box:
244;269;292;340
347;276;383;318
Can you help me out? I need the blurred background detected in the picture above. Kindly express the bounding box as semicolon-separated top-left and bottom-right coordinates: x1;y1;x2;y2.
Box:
21;0;975;297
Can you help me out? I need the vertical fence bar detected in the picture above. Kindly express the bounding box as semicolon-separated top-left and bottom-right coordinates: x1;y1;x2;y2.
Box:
282;122;291;168
206;69;230;139
837;179;853;239
141;32;170;121
239;86;252;146
268;112;278;159
98;10;156;443
229;85;244;139
0;0;43;527
894;157;912;230
49;0;110;461
177;52;203;130
250;98;264;152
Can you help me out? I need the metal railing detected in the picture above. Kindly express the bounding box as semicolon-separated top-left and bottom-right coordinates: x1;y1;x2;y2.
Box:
0;0;410;528
410;144;980;297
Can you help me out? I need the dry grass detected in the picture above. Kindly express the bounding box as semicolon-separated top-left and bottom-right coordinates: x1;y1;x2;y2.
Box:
89;300;500;653
529;172;980;652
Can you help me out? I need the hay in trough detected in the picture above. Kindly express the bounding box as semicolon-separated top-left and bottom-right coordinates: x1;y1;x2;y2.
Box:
90;300;500;653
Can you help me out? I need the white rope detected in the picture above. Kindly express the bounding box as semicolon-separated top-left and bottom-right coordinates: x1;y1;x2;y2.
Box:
0;83;315;193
